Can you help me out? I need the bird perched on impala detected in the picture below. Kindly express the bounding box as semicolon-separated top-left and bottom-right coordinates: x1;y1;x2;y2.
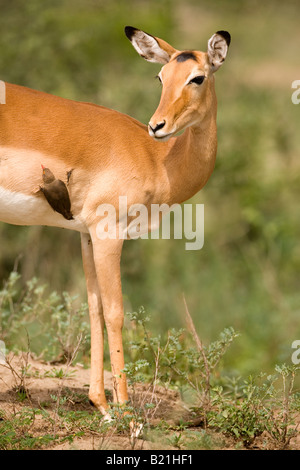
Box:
39;165;74;221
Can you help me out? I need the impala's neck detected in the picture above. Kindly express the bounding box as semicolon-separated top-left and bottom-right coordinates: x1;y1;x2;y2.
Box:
164;109;217;205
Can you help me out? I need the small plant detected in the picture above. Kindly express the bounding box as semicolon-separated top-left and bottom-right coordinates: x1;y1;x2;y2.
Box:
45;291;90;364
0;406;86;450
263;364;300;449
123;304;240;447
0;272;90;363
44;368;76;379
208;382;266;445
208;365;299;448
1;349;32;404
125;305;299;449
166;431;185;449
0;408;53;450
127;301;239;426
183;429;225;450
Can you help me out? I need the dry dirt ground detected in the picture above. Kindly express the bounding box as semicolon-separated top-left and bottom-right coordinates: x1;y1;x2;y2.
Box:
0;354;299;450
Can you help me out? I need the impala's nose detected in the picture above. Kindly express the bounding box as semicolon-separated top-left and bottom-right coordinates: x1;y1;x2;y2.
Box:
148;120;166;134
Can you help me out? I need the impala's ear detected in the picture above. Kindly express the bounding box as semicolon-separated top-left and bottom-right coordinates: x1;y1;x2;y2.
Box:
207;31;231;72
125;26;177;64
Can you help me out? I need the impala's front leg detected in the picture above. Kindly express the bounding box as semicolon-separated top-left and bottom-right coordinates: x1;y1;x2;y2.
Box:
89;232;129;405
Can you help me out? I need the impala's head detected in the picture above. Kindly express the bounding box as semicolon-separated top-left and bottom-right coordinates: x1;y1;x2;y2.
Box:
41;165;55;184
125;26;230;141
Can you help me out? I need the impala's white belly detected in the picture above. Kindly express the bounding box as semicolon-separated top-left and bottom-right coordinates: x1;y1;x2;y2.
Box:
0;185;88;232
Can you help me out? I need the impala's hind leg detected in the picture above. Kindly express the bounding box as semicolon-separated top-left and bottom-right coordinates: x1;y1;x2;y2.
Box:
81;232;108;415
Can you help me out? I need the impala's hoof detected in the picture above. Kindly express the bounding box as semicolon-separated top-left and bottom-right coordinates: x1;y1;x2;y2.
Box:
101;412;113;423
130;421;143;441
88;395;109;416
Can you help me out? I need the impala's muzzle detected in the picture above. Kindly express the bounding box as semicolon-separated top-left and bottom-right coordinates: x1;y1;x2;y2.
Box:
149;120;166;134
148;119;173;141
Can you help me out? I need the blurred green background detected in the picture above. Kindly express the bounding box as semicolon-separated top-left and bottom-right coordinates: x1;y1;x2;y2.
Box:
0;0;299;375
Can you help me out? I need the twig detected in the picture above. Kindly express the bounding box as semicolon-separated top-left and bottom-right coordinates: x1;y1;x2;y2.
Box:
182;293;211;409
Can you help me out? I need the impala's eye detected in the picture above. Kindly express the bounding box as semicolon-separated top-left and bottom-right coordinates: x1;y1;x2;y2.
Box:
155;75;162;83
189;75;205;85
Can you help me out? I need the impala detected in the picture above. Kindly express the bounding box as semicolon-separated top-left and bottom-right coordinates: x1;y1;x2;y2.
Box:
0;26;230;417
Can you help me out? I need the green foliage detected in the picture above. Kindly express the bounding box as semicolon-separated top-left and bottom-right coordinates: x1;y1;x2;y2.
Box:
125;307;239;411
208;366;300;448
0;408;56;450
0;272;90;362
124;308;299;449
44;368;76;379
182;429;225;450
0;298;299;449
0;406;89;450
